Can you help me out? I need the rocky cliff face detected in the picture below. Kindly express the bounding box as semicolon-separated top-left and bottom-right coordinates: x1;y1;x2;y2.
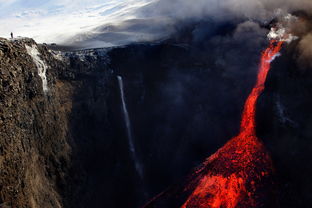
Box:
0;38;143;208
0;38;72;208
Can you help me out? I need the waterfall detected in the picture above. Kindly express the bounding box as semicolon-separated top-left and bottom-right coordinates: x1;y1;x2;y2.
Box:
117;75;144;179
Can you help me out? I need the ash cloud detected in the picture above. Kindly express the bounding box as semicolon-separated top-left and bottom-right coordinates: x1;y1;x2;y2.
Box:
68;0;312;50
293;14;312;69
141;0;312;69
298;33;312;68
144;0;312;21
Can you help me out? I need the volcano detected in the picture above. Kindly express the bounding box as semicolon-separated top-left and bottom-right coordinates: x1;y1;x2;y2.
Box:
143;40;283;208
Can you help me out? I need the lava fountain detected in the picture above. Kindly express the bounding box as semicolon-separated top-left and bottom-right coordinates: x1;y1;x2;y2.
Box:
144;40;284;208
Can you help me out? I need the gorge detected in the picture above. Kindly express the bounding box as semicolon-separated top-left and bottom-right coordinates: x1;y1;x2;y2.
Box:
1;18;312;208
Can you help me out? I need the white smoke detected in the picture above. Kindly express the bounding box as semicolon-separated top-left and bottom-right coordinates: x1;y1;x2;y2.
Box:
267;52;281;63
267;14;298;43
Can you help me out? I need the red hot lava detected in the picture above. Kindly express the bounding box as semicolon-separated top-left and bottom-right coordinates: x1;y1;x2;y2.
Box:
144;40;283;208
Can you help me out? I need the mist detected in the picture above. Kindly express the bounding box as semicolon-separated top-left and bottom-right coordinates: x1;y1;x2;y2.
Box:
147;0;312;20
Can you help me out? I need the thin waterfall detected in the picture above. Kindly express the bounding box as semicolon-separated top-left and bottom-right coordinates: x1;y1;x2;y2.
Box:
117;75;144;179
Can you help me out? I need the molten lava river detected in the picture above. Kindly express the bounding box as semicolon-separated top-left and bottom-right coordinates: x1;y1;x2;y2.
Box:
144;41;284;208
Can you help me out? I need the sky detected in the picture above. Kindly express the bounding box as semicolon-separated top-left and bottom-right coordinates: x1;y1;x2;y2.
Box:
0;0;154;44
1;0;312;48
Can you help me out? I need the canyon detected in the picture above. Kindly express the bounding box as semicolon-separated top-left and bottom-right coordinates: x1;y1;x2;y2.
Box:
0;21;312;208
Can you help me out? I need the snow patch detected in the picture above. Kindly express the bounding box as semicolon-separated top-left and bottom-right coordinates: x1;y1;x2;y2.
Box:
25;44;49;93
9;36;28;41
49;50;64;61
63;48;110;64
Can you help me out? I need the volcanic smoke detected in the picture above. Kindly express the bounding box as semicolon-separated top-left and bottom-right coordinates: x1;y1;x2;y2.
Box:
144;40;284;208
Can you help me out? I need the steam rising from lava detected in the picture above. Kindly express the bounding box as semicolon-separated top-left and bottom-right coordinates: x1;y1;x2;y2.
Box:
267;15;298;43
269;12;312;69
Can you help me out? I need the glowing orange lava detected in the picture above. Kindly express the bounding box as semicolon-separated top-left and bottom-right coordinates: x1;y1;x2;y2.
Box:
180;40;283;208
144;41;283;208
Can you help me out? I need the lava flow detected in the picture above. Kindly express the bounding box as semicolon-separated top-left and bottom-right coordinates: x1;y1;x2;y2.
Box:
144;40;283;208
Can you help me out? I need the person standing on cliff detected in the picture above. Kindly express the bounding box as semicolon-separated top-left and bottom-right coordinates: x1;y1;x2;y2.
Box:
10;32;13;39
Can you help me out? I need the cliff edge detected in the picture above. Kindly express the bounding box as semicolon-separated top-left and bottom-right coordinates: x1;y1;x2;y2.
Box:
0;38;73;208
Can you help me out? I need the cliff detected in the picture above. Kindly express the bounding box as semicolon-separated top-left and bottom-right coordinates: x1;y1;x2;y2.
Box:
0;38;72;208
0;38;139;208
